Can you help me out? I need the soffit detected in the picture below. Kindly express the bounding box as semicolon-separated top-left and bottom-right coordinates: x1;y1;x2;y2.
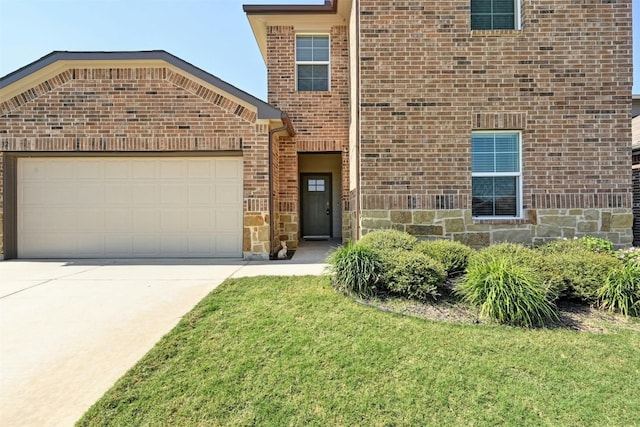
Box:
244;0;352;64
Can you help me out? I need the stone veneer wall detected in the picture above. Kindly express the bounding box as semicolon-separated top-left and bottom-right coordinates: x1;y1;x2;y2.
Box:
361;209;633;248
633;163;640;246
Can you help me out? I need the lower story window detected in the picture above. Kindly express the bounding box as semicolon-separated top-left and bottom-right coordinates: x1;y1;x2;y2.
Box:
471;131;522;218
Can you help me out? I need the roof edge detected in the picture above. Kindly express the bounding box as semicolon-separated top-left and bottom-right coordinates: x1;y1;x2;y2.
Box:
0;50;285;121
243;0;336;15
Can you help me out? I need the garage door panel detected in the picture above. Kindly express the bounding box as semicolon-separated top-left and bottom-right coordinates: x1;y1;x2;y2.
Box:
133;184;159;204
104;160;131;179
160;184;188;204
105;209;132;232
47;162;75;180
188;235;213;255
21;209;48;232
76;210;105;231
132;209;160;232
77;233;107;256
105;234;133;256
160;160;185;179
48;208;77;231
18;157;242;258
133;160;158;179
215;234;241;257
161;209;188;232
105;185;132;204
76;161;104;179
216;183;242;204
188;184;212;204
77;184;105;204
46;233;78;254
133;235;160;256
188;160;212;178
161;235;188;256
20;160;47;181
216;158;242;179
188;209;212;232
21;184;50;206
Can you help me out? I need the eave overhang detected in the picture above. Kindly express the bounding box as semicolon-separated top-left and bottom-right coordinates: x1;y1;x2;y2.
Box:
0;50;291;130
243;0;351;64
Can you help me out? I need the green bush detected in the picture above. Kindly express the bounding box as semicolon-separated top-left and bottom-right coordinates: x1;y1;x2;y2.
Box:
597;263;640;317
615;247;640;267
537;250;623;303
358;229;417;253
456;252;557;327
381;250;446;301
540;236;614;255
538;238;584;255
415;239;474;277
327;242;383;298
577;236;614;254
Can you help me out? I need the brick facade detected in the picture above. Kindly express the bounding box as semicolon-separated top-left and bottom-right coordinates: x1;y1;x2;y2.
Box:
2;0;634;259
0;60;278;259
355;0;633;246
266;25;350;248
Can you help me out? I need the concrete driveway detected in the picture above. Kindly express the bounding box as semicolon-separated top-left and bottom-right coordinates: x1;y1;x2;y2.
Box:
0;249;330;426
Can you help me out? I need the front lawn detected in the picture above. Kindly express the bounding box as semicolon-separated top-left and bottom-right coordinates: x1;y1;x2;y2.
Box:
78;276;640;426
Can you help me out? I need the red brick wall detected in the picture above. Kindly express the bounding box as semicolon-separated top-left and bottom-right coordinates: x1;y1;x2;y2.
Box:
0;66;272;256
266;25;350;241
357;0;632;211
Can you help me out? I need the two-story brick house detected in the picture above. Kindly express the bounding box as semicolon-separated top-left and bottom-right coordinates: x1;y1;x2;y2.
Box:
246;0;633;249
0;0;633;260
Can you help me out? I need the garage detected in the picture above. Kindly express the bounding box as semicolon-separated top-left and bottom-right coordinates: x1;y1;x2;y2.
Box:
17;157;243;258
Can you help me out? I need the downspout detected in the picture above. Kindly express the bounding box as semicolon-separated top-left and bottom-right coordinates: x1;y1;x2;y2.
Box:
268;113;294;259
355;0;362;240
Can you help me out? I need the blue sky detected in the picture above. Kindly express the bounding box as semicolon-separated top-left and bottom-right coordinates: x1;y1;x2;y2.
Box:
0;0;639;100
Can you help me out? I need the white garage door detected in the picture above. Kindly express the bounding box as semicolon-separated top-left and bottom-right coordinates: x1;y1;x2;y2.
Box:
18;157;243;258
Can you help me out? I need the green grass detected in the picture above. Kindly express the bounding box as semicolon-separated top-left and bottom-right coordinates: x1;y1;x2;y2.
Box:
78;276;640;426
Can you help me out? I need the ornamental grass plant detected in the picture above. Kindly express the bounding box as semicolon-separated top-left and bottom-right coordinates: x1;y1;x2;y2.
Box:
456;250;557;327
327;242;383;298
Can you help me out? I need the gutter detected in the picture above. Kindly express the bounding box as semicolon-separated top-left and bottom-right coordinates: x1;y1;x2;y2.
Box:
268;113;295;259
243;0;337;15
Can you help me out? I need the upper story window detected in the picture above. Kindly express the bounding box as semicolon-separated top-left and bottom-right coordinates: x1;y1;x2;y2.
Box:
471;0;520;30
296;35;330;91
472;131;522;218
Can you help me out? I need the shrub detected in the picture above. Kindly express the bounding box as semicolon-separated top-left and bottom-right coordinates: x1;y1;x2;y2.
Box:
415;239;474;277
456;252;557;327
540;236;614;255
538;238;585;255
327;242;383;298
615;247;640;267
597;263;640;317
358;229;417;253
577;236;614;254
537;249;623;303
381;250;446;301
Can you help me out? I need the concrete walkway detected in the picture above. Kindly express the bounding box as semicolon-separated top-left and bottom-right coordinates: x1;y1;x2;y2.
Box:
0;240;339;427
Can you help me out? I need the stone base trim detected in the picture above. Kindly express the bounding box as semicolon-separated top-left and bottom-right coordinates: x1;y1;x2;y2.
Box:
244;211;270;258
360;208;633;248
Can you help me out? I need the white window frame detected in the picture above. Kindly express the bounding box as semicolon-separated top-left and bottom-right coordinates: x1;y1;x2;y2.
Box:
471;130;523;219
471;0;522;31
295;33;331;92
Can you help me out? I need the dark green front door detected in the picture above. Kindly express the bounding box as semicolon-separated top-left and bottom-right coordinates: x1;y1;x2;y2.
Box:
301;173;332;239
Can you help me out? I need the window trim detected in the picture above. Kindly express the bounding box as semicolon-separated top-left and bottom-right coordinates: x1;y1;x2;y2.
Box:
295;33;331;92
471;130;523;220
470;0;522;31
